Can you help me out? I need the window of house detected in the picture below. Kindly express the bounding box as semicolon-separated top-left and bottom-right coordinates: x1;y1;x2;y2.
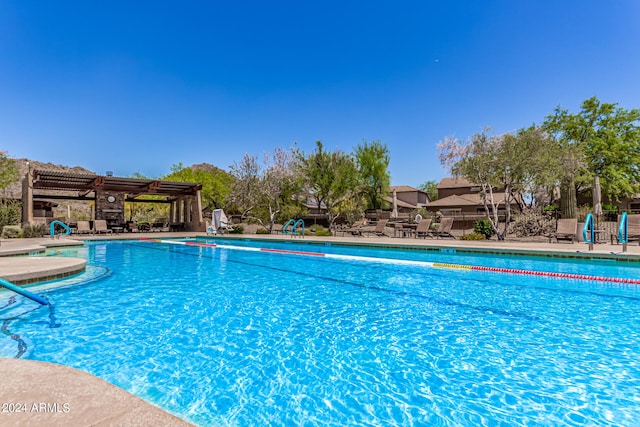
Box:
441;209;461;215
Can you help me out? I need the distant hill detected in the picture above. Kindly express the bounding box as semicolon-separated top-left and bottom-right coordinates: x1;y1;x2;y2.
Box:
188;162;230;175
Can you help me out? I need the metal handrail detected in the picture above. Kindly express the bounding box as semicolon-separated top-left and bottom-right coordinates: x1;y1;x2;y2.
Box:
583;213;594;243
618;212;628;244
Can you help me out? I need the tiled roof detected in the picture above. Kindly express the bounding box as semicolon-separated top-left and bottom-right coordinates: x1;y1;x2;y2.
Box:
389;185;425;193
427;193;506;207
436;177;476;189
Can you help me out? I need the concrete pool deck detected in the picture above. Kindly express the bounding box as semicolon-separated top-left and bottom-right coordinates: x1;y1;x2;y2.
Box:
1;232;639;426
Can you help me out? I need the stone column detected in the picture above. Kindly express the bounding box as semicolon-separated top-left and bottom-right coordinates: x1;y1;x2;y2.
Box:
21;171;33;226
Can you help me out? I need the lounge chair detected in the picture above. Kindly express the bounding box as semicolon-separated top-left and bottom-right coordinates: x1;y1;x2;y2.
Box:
548;218;577;243
151;222;170;232
138;222;151;232
341;220;364;237
412;218;433;239
76;220;92;235
364;219;389;237
94;219;113;235
433;217;456;239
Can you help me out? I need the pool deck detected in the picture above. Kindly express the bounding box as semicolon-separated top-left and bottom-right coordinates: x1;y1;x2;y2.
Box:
1;232;639;426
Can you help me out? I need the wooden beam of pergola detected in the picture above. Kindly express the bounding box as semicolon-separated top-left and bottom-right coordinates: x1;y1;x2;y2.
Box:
31;170;201;198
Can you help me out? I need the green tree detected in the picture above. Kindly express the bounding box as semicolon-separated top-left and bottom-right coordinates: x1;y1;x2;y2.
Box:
544;97;640;218
438;127;554;240
354;140;390;209
0;151;18;196
0;151;21;229
300;141;359;227
164;162;235;212
418;180;438;201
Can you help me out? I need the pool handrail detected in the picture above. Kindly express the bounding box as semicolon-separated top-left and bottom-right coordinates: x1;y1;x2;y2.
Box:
282;219;295;235
50;220;72;238
0;277;50;306
583;213;594;243
618;212;628;244
292;219;305;237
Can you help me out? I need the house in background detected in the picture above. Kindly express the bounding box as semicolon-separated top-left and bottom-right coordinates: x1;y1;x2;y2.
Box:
426;177;519;230
372;185;431;220
388;185;430;210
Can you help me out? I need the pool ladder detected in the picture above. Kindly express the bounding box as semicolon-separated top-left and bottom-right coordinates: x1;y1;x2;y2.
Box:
282;219;305;238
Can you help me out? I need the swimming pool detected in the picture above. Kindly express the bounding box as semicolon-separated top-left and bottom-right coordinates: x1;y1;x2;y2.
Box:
2;238;640;426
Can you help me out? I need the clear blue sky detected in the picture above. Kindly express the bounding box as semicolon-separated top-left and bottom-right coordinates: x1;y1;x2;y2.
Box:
1;1;639;187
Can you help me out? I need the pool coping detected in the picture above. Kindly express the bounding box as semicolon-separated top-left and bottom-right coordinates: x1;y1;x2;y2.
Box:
0;358;193;426
0;256;87;285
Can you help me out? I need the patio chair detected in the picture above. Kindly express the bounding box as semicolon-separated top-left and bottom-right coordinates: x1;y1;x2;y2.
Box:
138;222;151;232
340;220;364;237
94;219;113;235
363;219;389;237
412;218;433;239
76;220;92;235
548;218;577;243
433;217;456;239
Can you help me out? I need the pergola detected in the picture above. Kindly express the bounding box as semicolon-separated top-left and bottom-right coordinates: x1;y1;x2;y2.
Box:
22;169;204;231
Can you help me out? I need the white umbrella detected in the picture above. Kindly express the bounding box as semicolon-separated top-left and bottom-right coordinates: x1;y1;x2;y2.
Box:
391;189;398;219
593;175;603;216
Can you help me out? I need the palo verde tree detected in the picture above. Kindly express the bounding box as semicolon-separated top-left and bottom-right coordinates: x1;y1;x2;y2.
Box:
227;146;303;232
354;140;391;210
544;97;640;218
228;154;262;220
260;146;303;232
438;127;555;240
299;141;359;227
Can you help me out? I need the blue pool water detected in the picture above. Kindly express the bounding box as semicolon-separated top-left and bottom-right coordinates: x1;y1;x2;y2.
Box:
2;238;640;426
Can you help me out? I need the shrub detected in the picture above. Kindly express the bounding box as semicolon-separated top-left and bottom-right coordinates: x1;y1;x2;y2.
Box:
22;224;48;238
230;225;244;234
256;228;270;235
1;225;23;238
0;200;21;230
460;232;485;240
473;220;495;240
510;210;556;237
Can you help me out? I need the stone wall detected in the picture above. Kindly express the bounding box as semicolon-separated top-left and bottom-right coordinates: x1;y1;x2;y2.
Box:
95;191;124;227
